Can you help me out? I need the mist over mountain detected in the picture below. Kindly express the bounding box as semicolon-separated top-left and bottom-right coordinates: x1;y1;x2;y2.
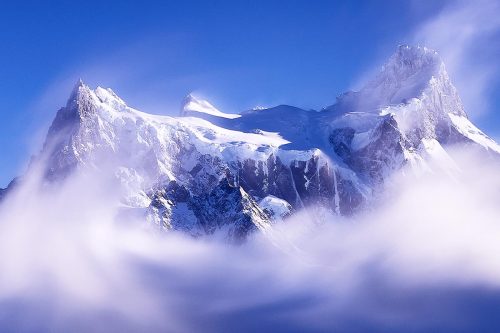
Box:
1;45;500;332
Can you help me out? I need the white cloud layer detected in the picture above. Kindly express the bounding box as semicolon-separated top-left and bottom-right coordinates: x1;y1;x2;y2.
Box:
412;0;500;118
0;147;500;332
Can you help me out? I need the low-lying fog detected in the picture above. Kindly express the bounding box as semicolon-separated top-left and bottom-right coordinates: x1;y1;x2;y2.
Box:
0;148;499;332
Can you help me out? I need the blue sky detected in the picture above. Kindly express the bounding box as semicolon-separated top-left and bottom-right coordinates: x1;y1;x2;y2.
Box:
1;0;499;187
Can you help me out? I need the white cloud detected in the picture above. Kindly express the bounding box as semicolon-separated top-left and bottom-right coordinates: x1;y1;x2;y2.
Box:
412;0;500;118
1;147;500;332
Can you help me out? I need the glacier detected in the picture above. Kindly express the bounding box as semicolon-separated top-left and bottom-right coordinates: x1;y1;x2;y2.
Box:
2;45;499;241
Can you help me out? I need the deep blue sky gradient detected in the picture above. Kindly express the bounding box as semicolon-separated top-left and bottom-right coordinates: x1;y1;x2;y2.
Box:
0;0;498;186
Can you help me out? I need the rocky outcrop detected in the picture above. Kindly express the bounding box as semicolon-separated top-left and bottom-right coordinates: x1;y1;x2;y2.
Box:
147;179;271;242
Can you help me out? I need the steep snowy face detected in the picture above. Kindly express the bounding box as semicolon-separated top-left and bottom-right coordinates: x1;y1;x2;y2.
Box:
373;45;467;146
364;45;447;106
330;45;462;114
325;45;499;185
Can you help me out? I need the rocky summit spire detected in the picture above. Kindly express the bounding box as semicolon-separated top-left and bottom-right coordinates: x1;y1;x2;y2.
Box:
361;45;445;105
67;78;88;105
328;45;462;117
386;45;442;75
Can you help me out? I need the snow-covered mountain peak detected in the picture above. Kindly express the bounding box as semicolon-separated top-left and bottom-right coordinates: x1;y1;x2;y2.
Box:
181;93;241;119
387;45;441;73
68;79;92;105
63;80;133;124
3;44;498;241
373;45;442;86
73;77;86;90
360;45;445;106
327;45;464;123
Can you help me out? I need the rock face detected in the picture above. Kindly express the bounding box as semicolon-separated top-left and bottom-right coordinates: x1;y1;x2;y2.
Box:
3;45;499;240
147;179;270;242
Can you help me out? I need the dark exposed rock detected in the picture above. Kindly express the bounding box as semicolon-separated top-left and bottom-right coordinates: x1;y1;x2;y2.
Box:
148;178;271;242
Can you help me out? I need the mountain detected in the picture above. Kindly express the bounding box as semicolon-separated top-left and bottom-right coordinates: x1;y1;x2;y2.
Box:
2;45;499;240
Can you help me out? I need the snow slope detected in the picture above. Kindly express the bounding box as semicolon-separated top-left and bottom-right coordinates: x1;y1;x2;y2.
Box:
182;94;241;119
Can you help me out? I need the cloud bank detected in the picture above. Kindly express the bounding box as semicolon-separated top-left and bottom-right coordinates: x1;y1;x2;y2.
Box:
1;2;499;331
0;147;500;332
412;0;500;118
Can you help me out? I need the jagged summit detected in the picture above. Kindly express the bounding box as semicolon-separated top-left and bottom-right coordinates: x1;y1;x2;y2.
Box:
375;45;442;83
327;45;463;118
387;45;441;73
67;78;89;106
67;79;127;112
360;45;445;105
74;78;85;89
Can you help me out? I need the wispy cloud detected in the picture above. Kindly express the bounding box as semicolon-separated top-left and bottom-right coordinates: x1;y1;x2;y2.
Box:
412;0;500;118
1;148;500;332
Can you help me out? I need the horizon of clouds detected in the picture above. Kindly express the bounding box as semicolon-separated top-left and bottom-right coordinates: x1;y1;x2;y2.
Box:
1;145;500;332
0;2;499;331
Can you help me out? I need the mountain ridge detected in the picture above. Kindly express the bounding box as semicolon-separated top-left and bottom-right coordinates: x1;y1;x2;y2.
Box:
2;45;499;241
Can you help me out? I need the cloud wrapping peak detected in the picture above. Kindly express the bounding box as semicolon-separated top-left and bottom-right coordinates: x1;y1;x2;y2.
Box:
412;0;500;118
1;148;500;332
